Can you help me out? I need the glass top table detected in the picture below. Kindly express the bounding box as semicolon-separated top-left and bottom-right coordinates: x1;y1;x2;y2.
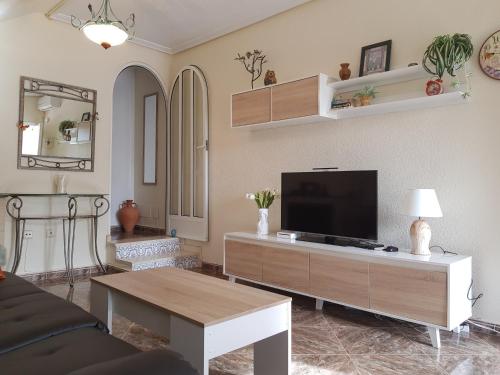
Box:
1;193;110;286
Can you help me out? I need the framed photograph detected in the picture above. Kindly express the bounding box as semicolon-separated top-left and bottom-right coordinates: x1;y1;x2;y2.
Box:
359;40;392;77
81;112;91;122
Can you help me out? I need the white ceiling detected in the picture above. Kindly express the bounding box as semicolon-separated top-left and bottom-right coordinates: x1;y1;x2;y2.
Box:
0;0;310;54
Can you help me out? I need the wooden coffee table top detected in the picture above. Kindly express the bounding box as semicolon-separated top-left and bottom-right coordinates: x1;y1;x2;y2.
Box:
91;268;291;327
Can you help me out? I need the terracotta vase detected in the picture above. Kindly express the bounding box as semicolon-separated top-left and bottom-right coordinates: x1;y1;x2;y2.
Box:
339;63;351;81
117;200;140;233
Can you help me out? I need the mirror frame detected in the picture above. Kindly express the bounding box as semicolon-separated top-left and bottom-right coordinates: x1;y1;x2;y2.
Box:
143;92;158;185
17;76;97;172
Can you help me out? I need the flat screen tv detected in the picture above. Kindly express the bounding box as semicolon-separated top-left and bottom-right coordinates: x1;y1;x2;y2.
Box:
281;170;378;241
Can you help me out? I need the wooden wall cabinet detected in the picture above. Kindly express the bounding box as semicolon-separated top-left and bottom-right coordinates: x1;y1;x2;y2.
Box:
230;74;333;129
231;88;271;127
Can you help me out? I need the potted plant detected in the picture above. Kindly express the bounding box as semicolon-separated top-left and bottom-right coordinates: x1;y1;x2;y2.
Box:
353;86;378;106
246;189;279;235
422;33;473;95
59;120;76;139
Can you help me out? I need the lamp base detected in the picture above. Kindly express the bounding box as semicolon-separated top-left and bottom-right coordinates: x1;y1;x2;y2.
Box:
410;219;432;256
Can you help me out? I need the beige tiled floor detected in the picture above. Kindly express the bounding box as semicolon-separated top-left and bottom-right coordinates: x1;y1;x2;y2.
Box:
40;272;500;375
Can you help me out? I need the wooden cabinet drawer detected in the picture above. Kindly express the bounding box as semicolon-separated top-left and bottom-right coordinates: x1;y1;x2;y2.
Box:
225;240;263;281
231;88;271;127
271;76;319;121
310;254;369;308
262;247;309;292
369;263;448;326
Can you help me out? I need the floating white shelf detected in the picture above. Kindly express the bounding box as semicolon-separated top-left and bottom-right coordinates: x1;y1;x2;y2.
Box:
329;65;430;94
329;91;467;119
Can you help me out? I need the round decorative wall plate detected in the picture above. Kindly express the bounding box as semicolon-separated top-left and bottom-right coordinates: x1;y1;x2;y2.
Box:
479;29;500;80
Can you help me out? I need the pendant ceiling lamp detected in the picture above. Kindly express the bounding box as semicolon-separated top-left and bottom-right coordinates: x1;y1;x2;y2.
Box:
71;0;135;50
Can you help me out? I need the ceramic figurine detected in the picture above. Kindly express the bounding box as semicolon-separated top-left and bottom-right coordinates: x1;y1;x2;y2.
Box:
264;70;277;86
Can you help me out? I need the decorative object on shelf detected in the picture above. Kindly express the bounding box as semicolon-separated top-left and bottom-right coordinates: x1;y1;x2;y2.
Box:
426;79;444;96
422;34;473;95
339;63;352;80
246;189;279;236
331;97;352;109
235;50;268;89
359;40;392;77
59;120;75;137
117;200;140;233
353;85;378;106
0;244;6;281
54;175;68;194
81;112;91;122
479;29;500;80
402;189;443;256
71;0;136;49
264;70;277;86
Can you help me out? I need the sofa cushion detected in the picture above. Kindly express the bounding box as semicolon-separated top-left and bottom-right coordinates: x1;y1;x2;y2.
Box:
0;272;42;301
0;328;138;375
0;291;106;354
68;349;198;375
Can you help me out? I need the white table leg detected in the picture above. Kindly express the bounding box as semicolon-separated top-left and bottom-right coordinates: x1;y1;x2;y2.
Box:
427;327;441;349
170;315;208;375
315;299;324;310
90;282;113;333
254;302;291;375
228;276;236;283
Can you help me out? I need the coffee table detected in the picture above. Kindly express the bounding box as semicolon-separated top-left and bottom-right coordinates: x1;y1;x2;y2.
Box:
90;268;291;375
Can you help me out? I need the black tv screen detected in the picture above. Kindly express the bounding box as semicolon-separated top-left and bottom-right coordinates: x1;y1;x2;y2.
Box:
281;171;378;240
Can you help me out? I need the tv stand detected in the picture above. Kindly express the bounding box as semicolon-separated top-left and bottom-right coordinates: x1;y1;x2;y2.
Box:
223;232;472;349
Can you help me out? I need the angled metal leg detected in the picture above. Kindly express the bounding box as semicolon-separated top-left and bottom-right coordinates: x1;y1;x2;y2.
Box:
92;196;109;274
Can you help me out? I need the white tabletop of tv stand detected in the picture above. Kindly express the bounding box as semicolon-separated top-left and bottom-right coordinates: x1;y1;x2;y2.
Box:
225;232;470;267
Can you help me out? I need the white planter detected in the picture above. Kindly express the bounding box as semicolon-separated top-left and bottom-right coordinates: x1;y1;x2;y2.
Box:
257;208;269;235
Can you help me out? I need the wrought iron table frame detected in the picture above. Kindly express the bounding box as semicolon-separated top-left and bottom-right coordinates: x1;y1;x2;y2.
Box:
1;193;109;286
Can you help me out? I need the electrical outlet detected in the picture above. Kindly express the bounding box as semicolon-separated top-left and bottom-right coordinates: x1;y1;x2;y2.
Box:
46;229;56;238
23;230;33;239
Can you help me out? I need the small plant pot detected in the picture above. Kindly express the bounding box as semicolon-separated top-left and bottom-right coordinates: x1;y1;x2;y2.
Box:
359;96;373;106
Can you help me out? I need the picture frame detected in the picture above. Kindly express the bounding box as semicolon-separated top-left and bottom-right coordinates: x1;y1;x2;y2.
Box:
359;40;392;77
81;112;91;122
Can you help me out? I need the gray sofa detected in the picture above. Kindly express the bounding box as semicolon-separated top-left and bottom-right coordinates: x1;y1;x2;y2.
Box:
0;272;198;375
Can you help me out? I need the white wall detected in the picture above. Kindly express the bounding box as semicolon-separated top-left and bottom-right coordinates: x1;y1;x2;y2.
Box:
169;0;500;323
111;68;136;226
0;13;171;273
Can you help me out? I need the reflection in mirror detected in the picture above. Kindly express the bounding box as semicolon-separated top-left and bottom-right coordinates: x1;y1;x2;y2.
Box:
18;77;96;172
143;93;158;184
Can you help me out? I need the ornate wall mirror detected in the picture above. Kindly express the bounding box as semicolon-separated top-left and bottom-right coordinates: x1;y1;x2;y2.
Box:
143;93;158;184
18;76;97;171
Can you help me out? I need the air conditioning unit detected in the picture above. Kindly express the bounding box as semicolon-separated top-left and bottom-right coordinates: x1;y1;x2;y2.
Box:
38;96;62;112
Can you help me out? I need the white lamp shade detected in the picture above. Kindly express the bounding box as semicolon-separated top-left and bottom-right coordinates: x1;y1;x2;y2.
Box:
402;189;443;218
82;23;128;48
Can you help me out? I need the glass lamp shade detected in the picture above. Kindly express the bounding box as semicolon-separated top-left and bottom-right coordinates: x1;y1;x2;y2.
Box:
82;23;129;49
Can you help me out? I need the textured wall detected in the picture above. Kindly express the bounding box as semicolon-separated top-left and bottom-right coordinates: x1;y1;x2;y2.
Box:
170;0;500;323
0;14;172;274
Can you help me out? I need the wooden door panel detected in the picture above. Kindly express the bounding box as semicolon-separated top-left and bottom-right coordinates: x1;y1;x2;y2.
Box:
231;88;271;127
262;247;309;292
310;254;369;308
271;76;319;121
225;240;263;281
370;263;447;326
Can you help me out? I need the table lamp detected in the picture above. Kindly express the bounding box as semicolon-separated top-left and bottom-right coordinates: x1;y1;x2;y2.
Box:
402;189;443;256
